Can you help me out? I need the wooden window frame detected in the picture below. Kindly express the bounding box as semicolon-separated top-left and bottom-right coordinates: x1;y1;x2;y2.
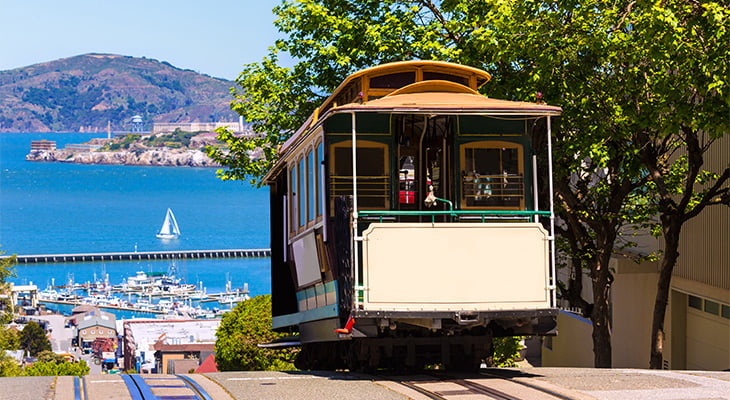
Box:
329;139;390;211
289;164;297;236
298;156;306;229
459;140;525;210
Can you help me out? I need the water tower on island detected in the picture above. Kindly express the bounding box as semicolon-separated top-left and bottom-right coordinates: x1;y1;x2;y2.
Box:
130;115;144;133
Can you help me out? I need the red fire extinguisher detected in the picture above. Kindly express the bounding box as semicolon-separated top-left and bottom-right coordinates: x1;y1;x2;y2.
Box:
399;156;415;204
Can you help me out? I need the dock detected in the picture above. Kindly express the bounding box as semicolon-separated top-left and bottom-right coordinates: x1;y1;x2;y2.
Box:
7;248;271;264
39;298;165;314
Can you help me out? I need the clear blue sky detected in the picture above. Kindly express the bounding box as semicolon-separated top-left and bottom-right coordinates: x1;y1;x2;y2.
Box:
0;0;285;80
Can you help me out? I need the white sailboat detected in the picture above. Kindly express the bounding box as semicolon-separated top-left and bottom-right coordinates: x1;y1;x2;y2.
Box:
156;208;181;239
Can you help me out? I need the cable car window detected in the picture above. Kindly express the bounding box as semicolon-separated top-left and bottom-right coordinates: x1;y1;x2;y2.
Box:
289;165;297;233
369;72;416;89
422;71;468;86
460;141;524;209
317;142;324;217
330;140;389;209
307;149;315;222
298;158;306;227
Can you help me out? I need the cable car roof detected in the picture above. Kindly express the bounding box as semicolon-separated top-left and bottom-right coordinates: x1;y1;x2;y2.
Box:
333;81;562;116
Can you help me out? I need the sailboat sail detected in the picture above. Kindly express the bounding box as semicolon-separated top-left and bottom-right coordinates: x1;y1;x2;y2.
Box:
156;208;180;239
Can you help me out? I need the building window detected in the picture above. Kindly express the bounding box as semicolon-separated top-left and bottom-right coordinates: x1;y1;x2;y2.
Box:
82;330;87;334
722;305;730;320
108;330;113;334
90;330;95;334
688;295;702;310
460;141;524;209
704;300;720;315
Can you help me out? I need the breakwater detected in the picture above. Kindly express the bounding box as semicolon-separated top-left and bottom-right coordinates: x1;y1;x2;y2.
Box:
7;249;271;264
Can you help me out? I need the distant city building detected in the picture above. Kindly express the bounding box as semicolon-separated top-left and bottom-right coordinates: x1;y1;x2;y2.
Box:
64;143;103;152
77;311;117;350
131;115;145;133
122;319;220;373
152;121;249;135
30;139;56;152
153;340;216;374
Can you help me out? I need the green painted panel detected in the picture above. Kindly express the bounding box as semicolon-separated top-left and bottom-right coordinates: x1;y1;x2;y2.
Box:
324;112;391;135
458;115;527;136
272;304;339;329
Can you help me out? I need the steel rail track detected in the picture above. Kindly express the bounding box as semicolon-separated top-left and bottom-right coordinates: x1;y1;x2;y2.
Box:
392;371;581;400
479;369;579;400
119;374;213;400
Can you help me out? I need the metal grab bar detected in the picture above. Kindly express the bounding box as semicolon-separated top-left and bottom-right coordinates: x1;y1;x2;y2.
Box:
358;210;550;217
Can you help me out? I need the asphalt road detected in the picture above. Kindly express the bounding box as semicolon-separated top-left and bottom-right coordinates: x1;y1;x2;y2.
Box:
0;368;729;400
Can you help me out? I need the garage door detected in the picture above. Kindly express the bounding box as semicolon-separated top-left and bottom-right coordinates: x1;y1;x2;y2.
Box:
686;295;730;371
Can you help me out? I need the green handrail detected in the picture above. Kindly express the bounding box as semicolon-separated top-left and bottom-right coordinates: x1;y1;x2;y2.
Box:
358;210;551;216
358;209;551;223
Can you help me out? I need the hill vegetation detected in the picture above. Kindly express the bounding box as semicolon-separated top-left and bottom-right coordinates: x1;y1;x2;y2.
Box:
0;53;237;132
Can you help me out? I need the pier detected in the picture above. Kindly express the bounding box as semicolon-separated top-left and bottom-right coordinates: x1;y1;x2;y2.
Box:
7;248;271;264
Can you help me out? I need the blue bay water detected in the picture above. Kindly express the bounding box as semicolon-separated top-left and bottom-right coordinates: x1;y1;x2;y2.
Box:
0;133;271;307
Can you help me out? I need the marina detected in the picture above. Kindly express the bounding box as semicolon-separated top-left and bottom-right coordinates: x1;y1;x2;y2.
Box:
30;269;253;319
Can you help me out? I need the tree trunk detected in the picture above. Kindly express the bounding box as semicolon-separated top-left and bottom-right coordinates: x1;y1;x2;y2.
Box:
591;252;614;368
649;218;682;369
591;278;612;368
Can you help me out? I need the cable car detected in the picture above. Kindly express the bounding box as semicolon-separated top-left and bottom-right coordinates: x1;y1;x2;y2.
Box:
263;60;560;371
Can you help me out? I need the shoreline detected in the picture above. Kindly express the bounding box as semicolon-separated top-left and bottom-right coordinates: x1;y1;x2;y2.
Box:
25;147;221;168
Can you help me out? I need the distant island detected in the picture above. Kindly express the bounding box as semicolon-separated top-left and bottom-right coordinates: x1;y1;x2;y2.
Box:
0;53;237;133
26;129;228;167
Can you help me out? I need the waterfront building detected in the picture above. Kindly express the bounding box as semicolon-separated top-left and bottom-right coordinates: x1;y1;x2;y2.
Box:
152;121;250;135
77;311;117;350
30;139;56;151
131;115;145;133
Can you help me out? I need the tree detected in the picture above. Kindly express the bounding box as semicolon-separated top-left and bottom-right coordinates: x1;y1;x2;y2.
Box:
24;359;89;376
628;2;730;368
0;250;19;353
0;249;16;324
19;321;51;357
209;0;729;367
214;295;297;371
37;350;66;364
0;352;22;377
0;327;20;351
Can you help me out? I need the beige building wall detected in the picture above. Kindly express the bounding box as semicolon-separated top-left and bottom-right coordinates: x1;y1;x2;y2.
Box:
541;311;594;367
611;258;659;368
544;135;729;370
79;325;116;343
160;354;185;374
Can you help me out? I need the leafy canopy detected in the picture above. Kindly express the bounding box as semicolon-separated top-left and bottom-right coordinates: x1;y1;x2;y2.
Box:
214;295;297;371
19;321;51;357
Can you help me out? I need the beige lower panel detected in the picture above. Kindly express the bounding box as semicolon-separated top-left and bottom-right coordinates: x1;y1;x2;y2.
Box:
362;222;550;310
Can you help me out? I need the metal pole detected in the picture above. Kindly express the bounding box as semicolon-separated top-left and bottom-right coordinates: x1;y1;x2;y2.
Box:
532;154;539;223
320;158;327;242
351;112;360;309
283;196;287;262
546;116;557;308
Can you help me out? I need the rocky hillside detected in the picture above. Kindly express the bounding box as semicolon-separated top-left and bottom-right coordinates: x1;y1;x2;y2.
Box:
0;54;237;132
